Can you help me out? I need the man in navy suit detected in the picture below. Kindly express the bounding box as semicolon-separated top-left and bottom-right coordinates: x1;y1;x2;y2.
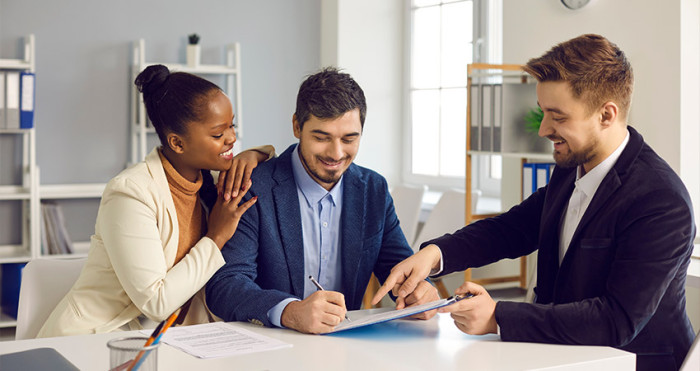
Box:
206;67;439;334
373;34;695;371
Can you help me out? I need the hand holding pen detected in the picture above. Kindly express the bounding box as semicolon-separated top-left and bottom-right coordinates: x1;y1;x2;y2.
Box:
309;276;350;322
279;277;348;333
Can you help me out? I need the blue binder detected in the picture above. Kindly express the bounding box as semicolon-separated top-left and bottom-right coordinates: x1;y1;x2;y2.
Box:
19;71;35;129
522;162;555;199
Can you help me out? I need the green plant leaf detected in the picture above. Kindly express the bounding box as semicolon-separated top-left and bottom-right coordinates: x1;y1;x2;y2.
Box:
524;107;544;134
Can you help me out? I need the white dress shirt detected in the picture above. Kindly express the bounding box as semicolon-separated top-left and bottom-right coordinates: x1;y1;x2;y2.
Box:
559;131;630;265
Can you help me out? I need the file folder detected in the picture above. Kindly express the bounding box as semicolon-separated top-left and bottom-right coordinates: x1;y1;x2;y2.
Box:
492;84;502;152
20;71;35;129
0;72;5;129
480;84;493;151
536;163;554;188
5;71;20;129
522;163;536;199
523;162;555;199
469;84;480;151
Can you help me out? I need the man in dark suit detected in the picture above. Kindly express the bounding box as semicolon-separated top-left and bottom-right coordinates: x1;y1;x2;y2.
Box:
372;34;695;371
206;67;439;334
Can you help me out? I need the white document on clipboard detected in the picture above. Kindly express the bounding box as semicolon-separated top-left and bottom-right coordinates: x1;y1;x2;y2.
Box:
328;295;466;333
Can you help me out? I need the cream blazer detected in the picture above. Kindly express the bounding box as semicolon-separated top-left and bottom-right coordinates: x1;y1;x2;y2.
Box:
38;147;234;337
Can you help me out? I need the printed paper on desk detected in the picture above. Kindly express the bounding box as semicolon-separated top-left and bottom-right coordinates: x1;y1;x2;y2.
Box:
329;297;459;333
141;322;291;359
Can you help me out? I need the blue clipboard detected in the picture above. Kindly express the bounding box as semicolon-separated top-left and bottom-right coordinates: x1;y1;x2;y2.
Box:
327;294;473;333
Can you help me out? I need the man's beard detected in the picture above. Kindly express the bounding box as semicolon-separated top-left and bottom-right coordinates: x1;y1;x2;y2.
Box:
552;139;597;169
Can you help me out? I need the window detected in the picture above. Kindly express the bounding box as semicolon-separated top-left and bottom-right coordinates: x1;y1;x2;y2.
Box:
406;0;502;193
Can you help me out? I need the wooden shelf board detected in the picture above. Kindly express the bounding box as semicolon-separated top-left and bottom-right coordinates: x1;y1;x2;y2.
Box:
40;183;106;199
0;313;18;329
0;245;31;264
0;186;31;200
0;128;33;134
40;241;89;259
0;59;31;70
143;63;238;75
468;151;554;161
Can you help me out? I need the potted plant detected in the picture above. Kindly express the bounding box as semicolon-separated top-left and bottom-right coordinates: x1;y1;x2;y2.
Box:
186;33;200;68
523;106;553;153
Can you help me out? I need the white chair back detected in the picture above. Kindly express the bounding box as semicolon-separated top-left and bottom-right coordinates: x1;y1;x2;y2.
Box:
390;184;427;246
15;258;86;340
412;189;466;253
681;330;700;370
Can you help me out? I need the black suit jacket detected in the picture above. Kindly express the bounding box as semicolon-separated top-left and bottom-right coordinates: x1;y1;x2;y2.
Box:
425;127;695;371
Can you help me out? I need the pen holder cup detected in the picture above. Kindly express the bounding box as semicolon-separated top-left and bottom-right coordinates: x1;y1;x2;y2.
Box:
107;336;160;371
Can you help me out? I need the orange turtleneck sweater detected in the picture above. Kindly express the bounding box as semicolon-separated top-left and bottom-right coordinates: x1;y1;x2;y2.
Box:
158;149;206;265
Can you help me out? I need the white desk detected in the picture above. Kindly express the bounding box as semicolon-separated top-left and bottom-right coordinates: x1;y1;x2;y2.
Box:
0;313;634;370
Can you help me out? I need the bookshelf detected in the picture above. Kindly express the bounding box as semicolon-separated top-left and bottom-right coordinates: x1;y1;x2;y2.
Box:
38;183;105;258
464;63;553;288
130;38;244;164
0;34;36;329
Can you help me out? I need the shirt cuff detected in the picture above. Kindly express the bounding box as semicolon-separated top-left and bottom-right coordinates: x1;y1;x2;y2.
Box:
267;298;299;328
428;245;444;277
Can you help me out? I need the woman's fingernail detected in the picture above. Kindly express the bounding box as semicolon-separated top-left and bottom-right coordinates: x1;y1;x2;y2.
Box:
232;190;238;197
225;193;231;201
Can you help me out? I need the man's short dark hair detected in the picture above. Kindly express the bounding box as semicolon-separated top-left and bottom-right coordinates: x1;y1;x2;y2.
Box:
523;34;634;119
295;67;366;130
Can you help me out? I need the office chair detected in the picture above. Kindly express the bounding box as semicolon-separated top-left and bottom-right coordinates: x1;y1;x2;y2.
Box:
362;184;428;309
390;184;428;246
15;257;86;340
412;189;469;298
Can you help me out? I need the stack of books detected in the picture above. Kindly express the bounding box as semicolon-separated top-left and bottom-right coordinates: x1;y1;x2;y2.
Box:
40;201;74;255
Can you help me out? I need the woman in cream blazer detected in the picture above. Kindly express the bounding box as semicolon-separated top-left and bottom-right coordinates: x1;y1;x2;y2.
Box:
38;65;273;337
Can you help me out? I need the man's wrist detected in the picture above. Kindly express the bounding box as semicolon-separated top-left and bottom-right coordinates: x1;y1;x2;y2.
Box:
268;298;299;328
424;244;444;276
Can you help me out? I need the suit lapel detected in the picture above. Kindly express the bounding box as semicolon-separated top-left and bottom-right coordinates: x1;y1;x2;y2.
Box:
555;127;643;292
536;166;575;303
272;147;305;298
339;165;365;304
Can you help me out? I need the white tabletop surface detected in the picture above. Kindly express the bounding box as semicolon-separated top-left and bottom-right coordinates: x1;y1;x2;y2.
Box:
0;312;634;371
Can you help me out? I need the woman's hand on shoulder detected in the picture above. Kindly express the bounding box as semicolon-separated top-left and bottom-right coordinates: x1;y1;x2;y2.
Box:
217;149;268;201
206;179;257;249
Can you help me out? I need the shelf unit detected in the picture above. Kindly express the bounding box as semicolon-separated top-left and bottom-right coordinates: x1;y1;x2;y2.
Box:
0;34;36;329
38;183;106;257
0;36;102;331
130;39;244;165
464;63;552;288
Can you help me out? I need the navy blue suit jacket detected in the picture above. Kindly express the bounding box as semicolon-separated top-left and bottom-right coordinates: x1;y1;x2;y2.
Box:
424;127;695;371
206;144;413;327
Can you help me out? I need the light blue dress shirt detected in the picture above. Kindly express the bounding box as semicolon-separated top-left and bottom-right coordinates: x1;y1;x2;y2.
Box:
267;145;344;327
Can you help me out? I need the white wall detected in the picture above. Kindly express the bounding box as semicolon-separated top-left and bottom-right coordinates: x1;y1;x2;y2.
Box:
320;0;404;186
503;0;683;168
502;0;700;328
0;0;321;244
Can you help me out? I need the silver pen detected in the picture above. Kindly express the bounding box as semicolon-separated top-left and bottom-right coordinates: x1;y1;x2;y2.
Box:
308;275;350;322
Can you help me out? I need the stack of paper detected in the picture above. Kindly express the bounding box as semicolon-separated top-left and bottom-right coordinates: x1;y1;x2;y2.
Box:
146;322;292;359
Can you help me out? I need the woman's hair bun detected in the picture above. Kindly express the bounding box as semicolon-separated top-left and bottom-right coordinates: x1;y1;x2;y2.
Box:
134;64;170;96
